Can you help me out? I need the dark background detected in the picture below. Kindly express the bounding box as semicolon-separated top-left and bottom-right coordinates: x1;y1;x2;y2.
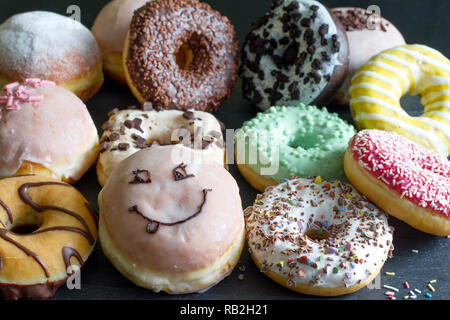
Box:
0;0;448;300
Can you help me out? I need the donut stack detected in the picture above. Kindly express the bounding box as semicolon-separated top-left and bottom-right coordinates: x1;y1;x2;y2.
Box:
0;0;447;300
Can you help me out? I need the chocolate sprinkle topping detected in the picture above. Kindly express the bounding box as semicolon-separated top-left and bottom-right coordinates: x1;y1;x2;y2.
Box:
126;0;239;112
129;169;152;184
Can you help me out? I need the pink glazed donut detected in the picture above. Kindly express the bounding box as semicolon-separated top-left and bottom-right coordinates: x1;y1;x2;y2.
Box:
98;144;245;294
344;129;450;236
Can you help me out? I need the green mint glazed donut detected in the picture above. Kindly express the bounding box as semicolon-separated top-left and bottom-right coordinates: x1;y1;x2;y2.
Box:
235;104;355;192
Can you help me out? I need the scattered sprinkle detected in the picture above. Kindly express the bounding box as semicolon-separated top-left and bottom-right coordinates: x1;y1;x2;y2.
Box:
428;284;435;292
411;249;419;253
425;293;432;298
414;289;421;294
314;176;322;184
404;281;410;289
383;285;399;292
385;272;395;276
429;280;437;284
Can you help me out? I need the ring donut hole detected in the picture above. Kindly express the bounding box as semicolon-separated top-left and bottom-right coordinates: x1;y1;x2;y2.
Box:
9;211;44;235
400;94;425;117
304;227;331;241
175;32;212;73
288;130;330;150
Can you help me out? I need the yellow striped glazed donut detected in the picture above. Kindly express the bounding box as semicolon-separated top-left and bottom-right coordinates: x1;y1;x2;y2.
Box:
349;44;450;157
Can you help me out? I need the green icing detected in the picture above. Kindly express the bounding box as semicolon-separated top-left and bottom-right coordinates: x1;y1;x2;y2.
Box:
235;104;356;182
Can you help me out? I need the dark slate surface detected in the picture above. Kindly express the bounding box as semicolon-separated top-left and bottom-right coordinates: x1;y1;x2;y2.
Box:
0;0;448;300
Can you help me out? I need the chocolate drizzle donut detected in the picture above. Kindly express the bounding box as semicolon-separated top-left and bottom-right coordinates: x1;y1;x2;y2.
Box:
240;0;349;110
124;0;239;111
0;175;98;300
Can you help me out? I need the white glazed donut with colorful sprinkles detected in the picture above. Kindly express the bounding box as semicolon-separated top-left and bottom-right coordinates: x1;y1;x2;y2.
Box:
345;129;450;236
245;177;394;296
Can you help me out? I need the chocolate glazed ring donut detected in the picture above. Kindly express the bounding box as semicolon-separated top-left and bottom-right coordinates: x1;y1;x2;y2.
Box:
123;0;239;112
0;175;98;300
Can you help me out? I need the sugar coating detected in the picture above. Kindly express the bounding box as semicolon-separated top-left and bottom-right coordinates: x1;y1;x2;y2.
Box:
350;130;450;218
237;104;356;182
0;11;102;82
246;177;394;289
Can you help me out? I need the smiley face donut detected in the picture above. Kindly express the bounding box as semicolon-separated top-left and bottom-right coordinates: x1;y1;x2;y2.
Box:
0;11;104;102
245;177;394;296
0;79;99;184
123;0;239;112
240;0;349;110
0;175;98;300
350;44;450;157
99;145;245;294
97;104;225;187
345;129;450;236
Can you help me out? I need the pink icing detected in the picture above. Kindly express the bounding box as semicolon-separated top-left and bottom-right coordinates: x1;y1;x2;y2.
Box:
0;79;55;116
350;130;450;218
0;80;98;178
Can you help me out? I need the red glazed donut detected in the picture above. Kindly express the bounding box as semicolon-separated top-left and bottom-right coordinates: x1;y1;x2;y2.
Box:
345;129;450;236
123;0;239;112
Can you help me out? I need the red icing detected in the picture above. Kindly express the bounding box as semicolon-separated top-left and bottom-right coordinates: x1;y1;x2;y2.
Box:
350;130;450;218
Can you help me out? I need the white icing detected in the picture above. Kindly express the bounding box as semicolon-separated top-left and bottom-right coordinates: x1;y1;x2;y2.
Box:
241;0;342;110
98;109;225;179
246;178;393;289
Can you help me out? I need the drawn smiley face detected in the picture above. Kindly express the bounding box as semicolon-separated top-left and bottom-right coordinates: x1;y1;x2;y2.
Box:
127;163;212;234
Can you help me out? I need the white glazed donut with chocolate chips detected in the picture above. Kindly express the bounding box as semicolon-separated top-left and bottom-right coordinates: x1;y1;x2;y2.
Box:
240;0;349;110
245;177;394;296
97;103;225;187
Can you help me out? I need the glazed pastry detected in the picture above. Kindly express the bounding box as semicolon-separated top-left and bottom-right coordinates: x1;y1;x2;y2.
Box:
0;175;98;300
245;177;394;296
92;0;149;84
350;44;450;157
98;145;245;294
235;104;355;192
123;0;239;111
0;11;104;102
240;0;349;110
97;104;225;187
331;7;405;105
345;129;450;236
0;79;99;183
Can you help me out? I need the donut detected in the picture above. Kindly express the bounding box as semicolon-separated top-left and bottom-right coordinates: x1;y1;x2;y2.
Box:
0;11;104;102
97;103;225;187
0;79;99;184
235;104;355;192
98;145;245;294
0;175;98;300
245;177;394;296
331;7;405;106
345;129;450;236
92;0;149;85
350;44;450;157
240;0;349;110
123;0;239;112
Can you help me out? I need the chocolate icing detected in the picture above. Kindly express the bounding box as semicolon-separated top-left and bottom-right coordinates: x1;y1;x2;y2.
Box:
0;228;49;277
0;179;97;299
62;246;84;275
173;163;195;181
0;199;13;226
129;188;212;234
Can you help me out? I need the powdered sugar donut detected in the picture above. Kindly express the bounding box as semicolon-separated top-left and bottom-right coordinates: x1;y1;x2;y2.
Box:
345;129;450;236
245;177;394;296
0;79;99;183
240;0;349;110
0;11;103;102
